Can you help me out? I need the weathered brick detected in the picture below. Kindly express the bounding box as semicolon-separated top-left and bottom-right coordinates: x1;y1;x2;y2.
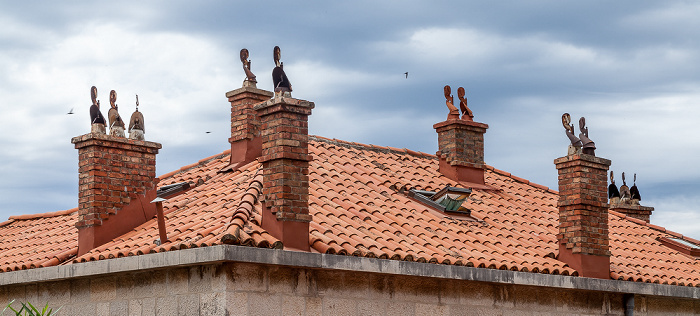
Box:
433;118;489;183
554;154;611;256
71;133;161;229
254;97;314;220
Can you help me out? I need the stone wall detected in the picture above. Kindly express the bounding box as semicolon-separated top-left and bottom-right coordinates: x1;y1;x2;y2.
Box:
2;261;698;316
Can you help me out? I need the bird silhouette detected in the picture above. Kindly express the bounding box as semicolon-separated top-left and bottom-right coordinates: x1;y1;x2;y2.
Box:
67;108;74;115
404;72;408;78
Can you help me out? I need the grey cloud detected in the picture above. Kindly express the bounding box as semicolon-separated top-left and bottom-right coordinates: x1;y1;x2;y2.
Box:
0;1;699;238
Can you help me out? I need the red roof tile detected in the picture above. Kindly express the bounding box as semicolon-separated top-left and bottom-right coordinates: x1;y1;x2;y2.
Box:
1;136;699;287
0;208;78;272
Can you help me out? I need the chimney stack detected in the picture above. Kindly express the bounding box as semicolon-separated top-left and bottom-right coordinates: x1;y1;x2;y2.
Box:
610;203;654;223
433;85;488;185
225;85;274;169
254;96;314;251
609;172;654;222
223;48;273;170
72;133;161;256
554;153;611;279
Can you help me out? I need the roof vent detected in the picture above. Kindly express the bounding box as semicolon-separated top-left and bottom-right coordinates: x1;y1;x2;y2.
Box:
157;182;191;199
149;182;192;245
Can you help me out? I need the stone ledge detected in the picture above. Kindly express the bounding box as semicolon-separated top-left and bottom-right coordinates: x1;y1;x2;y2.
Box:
432;119;489;130
253;96;315;111
225;86;274;98
1;245;698;300
553;154;611;167
71;133;162;150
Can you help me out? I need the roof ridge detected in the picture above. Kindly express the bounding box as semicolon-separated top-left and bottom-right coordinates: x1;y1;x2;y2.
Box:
158;149;231;180
485;165;556;194
609;210;696;242
220;169;273;245
310;135;434;158
6;207;78;221
312;136;557;194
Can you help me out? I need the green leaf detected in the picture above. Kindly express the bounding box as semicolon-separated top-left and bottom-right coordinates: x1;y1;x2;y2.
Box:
2;299;13;314
2;301;62;316
19;303;32;316
24;302;40;316
2;299;16;315
50;306;62;316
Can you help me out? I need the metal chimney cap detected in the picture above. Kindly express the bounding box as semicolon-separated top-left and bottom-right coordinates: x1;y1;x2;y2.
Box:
150;197;167;203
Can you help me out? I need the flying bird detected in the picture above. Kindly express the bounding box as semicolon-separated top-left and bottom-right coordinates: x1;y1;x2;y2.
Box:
404;72;408;78
205;131;211;134
67;108;74;115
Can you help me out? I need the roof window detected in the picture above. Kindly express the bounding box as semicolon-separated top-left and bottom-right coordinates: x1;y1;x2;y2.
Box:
658;237;700;257
407;186;472;216
432;186;472;211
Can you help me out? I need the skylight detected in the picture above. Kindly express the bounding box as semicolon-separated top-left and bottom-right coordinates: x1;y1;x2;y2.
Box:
432;186;472;211
658;237;700;257
668;238;699;249
406;186;473;216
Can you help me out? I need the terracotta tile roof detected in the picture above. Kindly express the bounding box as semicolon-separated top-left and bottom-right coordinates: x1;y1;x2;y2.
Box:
1;136;699;287
306;138;572;274
0;208;78;272
74;151;280;262
609;211;700;286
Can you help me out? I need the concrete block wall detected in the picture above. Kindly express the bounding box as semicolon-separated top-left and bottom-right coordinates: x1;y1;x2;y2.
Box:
0;266;227;316
2;261;699;315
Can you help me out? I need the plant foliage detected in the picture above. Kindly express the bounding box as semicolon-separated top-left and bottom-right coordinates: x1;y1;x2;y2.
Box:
2;300;61;316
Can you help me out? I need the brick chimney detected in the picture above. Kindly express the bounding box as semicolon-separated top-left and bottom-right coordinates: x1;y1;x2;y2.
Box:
71;133;162;256
610;203;654;223
554;153;611;279
433;119;489;185
225;84;274;170
254;96;314;251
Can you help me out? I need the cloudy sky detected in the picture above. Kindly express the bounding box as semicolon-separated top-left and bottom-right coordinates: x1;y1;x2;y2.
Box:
1;1;699;237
